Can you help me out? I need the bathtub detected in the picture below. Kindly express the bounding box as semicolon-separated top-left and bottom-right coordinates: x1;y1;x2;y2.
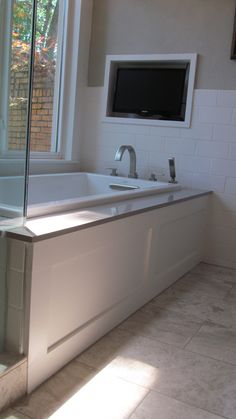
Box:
0;172;181;219
0;176;24;219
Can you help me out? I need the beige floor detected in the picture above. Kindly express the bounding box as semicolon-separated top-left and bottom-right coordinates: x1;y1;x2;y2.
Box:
1;262;236;419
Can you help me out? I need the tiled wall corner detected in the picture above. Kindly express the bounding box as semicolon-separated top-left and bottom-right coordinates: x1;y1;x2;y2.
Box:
81;88;236;268
5;239;26;353
0;237;7;351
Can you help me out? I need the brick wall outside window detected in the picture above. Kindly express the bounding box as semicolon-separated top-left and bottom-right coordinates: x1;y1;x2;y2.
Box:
8;64;55;152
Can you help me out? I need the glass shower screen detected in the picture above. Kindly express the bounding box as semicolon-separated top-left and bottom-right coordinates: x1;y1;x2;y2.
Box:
0;0;34;227
0;0;33;353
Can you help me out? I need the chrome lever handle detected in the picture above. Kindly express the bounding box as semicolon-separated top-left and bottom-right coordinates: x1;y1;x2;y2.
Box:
105;167;118;176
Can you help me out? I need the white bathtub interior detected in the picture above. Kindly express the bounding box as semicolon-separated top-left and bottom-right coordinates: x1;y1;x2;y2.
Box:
0;172;181;219
0;177;25;219
27;172;181;205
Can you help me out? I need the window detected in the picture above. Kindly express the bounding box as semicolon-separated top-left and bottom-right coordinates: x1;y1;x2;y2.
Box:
0;0;72;157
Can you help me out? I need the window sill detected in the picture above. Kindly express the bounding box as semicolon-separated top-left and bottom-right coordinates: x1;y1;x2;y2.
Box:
29;159;80;175
0;158;80;176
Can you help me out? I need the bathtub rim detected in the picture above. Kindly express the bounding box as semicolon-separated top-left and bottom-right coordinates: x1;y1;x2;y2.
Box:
5;189;212;243
0;171;180;220
26;171;182;218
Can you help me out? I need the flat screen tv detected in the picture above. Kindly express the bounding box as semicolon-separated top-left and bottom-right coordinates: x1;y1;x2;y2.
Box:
112;66;188;121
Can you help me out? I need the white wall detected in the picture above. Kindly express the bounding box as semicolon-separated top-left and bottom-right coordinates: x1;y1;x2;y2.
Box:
77;0;236;268
80;88;236;268
88;0;236;89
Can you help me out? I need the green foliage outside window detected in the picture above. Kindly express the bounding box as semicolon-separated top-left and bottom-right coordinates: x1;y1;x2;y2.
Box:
12;0;59;69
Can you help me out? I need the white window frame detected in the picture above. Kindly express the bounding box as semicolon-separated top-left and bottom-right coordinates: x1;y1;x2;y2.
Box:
0;0;82;161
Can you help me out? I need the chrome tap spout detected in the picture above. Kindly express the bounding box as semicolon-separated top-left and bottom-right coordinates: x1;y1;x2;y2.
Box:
114;145;138;178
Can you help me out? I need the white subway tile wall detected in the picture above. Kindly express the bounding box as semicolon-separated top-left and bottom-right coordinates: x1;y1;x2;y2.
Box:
81;88;236;268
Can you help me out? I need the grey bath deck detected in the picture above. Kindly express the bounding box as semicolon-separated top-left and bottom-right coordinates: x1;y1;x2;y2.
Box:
5;188;211;242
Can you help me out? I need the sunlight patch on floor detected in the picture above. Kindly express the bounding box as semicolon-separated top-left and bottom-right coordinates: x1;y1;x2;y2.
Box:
48;357;159;419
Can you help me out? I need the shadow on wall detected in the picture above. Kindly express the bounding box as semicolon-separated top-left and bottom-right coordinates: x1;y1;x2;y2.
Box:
88;0;236;90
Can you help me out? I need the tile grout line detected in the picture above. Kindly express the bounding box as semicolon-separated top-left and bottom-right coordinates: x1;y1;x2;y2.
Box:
149;388;229;419
118;320;236;368
153;279;235;305
181;345;236;367
127;389;152;419
76;359;229;419
75;345;236;419
76;312;236;369
140;299;205;321
136;327;236;367
182;320;206;349
65;359;157;418
11;407;33;419
117;324;199;351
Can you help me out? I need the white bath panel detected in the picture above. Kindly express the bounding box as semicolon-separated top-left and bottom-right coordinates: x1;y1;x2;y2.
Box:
47;222;152;347
25;195;208;392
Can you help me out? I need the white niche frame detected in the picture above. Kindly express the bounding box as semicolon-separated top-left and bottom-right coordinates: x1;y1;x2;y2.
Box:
102;53;197;128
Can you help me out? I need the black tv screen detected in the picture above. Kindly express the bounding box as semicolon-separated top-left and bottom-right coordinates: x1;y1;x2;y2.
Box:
112;67;187;120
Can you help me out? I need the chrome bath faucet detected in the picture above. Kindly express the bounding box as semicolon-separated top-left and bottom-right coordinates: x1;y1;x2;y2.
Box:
114;145;138;178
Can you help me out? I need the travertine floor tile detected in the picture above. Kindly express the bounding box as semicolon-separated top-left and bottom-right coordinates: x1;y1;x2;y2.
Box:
4;263;236;419
186;321;236;365
48;369;148;419
130;391;225;419
224;284;236;304
191;263;236;285
78;328;236;418
118;302;203;348
152;280;236;327
13;356;148;419
13;360;97;419
174;270;233;299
